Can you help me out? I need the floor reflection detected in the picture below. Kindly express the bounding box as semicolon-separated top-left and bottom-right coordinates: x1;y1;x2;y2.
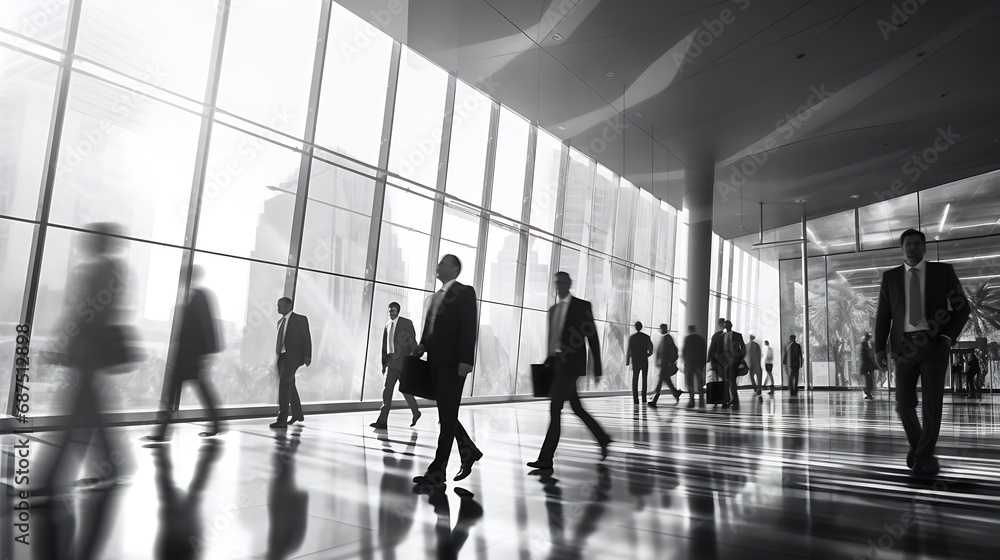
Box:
267;429;308;560
152;439;222;560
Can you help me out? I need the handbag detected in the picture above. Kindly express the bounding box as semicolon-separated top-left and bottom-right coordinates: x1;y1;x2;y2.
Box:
736;359;750;377
531;363;554;397
399;356;435;400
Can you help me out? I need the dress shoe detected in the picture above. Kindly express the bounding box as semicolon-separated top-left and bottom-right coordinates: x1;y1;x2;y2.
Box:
269;421;287;429
413;471;446;487
141;434;170;443
730;404;740;410
369;422;388;429
647;401;658;408
288;415;305;425
598;438;612;460
673;390;682;403
198;429;225;438
912;458;940;478
410;410;422;427
527;459;553;470
455;451;484;481
906;450;915;469
686;401;695;409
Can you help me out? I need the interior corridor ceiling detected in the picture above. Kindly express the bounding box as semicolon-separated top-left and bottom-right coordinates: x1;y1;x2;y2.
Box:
339;0;1000;240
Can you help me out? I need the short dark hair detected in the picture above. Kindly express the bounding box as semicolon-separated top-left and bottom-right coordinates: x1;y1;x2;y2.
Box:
899;228;925;245
442;254;462;274
660;323;669;331
688;325;696;333
635;321;643;330
764;340;769;344
789;334;796;341
554;271;571;281
388;302;400;312
278;297;293;306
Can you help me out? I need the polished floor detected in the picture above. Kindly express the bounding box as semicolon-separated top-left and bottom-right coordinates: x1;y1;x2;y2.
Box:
4;391;1000;559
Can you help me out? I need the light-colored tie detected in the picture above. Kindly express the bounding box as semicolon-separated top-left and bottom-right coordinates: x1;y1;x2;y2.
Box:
275;316;286;355
908;268;922;327
388;321;395;354
549;302;566;355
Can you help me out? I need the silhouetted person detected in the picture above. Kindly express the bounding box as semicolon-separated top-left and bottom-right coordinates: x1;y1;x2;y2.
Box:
371;302;421;429
709;320;746;409
271;297;311;429
966;352;982;399
412;255;482;485
152;440;223;560
147;265;223;441
683;325;707;408
527;272;610;470
875;228;970;477
763;340;775;394
267;431;308;559
538;465;612;560
627;321;654;404
376;432;418;560
858;332;877;400
783;335;803;396
33;223;134;560
747;334;763;396
648;323;680;406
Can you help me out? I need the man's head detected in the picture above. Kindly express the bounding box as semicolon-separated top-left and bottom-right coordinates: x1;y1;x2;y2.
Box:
277;297;293;315
764;340;770;346
81;222;124;256
863;332;871;341
749;334;755;341
660;323;669;335
634;321;643;332
388;301;400;320
724;320;733;331
789;334;796;342
554;271;572;298
436;254;462;284
899;228;926;267
688;325;696;334
717;318;726;330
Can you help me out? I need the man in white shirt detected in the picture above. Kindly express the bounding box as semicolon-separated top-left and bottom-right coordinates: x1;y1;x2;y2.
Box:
371;302;420;429
763;340;775;395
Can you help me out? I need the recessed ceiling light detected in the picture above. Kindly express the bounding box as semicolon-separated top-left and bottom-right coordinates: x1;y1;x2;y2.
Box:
551;33;563;41
850;194;862;199
795;198;808;204
606;71;615;77
795;53;805;59
557;125;566;130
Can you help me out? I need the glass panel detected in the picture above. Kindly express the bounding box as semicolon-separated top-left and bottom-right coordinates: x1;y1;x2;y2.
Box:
859;193;919;251
388;48;449;188
377;187;433;288
655;203;677;276
76;0;216;100
0;49;57;220
607;262;631;324
445;82;491;205
482;220;521;306
672;279;687;338
474;302;520;396
490;107;528;220
299;160;373;277
523;235;553;311
362;284;430;401
589;165;617;254
439;203;480;287
562;148;593;245
720;239;732;296
49;74;200;245
632;190;655;268
557;244;585;294
0;1;69;48
807;256;829;387
779;257;804;390
529;129;562;233
921;170;1000;242
613;180;637;259
0;218;34;416
584;254;610;322
938;236;1000;343
314;1;393;165
514;308;547;395
652;277;673;331
294;270;369;402
195;124;300;262
601;322;628;391
30;228;183;415
629;270;654;329
193;252;287;407
216;0;322;139
806;209;856;256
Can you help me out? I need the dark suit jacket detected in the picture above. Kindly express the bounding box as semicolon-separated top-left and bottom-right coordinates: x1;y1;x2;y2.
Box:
747;341;762;373
874;261;970;358
421;282;478;371
708;330;746;369
62;255;128;369
172;287;220;380
627;332;653;367
783;342;802;368
548;297;602;378
682;333;706;369
657;334;678;365
382;316;417;369
858;340;877;372
279;312;312;368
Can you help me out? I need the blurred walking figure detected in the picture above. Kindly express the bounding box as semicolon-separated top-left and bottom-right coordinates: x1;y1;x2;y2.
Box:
648;324;681;407
682;325;707;408
146;265;223;441
708;320;746;409
271;297;311;429
371;302;421;429
964;351;982;399
763;340;775;395
627;321;654;404
783;335;803;396
858;332;877;400
33;223;135;560
747;335;763;396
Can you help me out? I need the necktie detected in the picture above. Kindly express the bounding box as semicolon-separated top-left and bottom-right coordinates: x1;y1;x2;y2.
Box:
428;289;445;335
908;267;922;327
276;316;286;354
388;321;396;354
549;302;566;355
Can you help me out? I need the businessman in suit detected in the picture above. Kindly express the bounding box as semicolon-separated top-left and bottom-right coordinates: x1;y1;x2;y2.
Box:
412;255;483;486
271;297;311;429
783;335;803;396
708;319;746;409
858;332;877;400
875;228;970;477
148;265;224;441
627;322;654;404
747;335;763;396
371;302;421;429
648;323;681;407
527;272;611;470
682;325;707;408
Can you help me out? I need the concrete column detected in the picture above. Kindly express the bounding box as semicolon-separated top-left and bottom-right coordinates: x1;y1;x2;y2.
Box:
684;167;714;340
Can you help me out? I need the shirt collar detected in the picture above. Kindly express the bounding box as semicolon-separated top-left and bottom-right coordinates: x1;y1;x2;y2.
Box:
387;316;398;325
440;279;458;293
281;311;291;320
903;259;926;273
557;292;573;305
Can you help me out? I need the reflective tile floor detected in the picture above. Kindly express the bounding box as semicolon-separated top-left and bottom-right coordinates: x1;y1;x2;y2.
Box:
4;391;1000;559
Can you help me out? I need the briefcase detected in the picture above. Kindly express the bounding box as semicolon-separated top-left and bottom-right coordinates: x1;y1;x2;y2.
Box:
399;356;435;400
705;381;727;404
531;363;554;397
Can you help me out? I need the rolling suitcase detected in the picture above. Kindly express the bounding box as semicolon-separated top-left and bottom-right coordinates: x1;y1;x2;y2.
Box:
705;364;726;404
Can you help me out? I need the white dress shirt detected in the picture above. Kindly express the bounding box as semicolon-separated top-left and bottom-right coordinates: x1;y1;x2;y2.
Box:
277;311;291;354
765;346;774;364
427;279;457;335
902;258;929;332
549;293;573;355
386;317;397;354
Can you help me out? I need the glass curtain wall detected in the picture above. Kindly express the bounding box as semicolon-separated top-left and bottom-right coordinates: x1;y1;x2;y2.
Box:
0;0;686;418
